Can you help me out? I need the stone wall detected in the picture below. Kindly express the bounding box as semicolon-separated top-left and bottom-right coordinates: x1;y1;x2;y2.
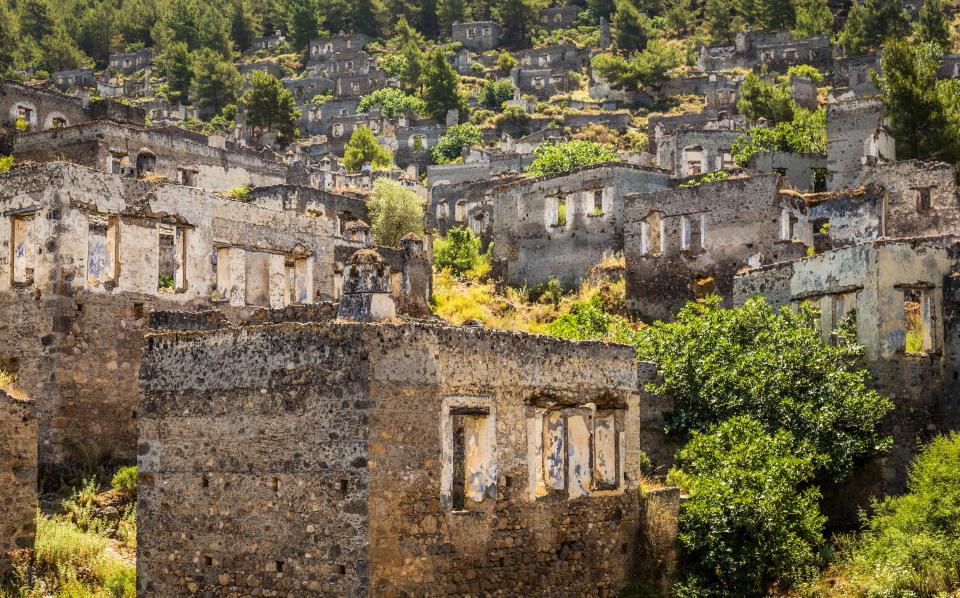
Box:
0;392;37;576
0;78;144;132
624;174;807;322
138;318;673;596
826;97;893;190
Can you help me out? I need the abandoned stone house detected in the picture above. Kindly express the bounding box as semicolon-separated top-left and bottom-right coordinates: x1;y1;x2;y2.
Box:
748;150;828;192
50;69;96;91
623;174;808;322
698;31;832;73
136;250;676;595
252;30;286;52
452;21;502;51
12;121;287;193
333;69;389;98
491;163;671;289
655;129;742;176
282;75;336;104
307;50;373;78
733;236;960;522
833;53;881;97
539;5;582;29
0;78;144;134
108;48;154;75
0;161;429;468
309;33;373;62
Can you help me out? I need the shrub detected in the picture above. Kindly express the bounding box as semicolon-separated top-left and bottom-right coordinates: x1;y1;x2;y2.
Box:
343;126;392;171
432;123;483;164
526;140;619;177
546;295;635;343
111;466;137;498
478;79;515;110
817;433;960;596
367;178;424;246
496;51;517;75
357;88;426;118
672;417;825;597
786;64;824;83
0;155;12;173
636;297;893;479
678;170;730;188
228;185;252;202
34;514;107;572
731;108;827;166
433;226;484;276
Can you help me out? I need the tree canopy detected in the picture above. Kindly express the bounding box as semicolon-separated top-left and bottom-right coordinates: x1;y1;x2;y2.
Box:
239;71;301;140
525;140;619;177
343;125;392;171
367;178;425;246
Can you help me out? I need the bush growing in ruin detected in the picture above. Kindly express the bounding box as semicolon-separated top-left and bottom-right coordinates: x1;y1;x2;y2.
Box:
433;226;485;276
670;417;825;597
525;140;619;177
636;296;893;479
367;178;424;246
343;125;392;171
807;433;960;596
357;88;427;119
432;123;483;164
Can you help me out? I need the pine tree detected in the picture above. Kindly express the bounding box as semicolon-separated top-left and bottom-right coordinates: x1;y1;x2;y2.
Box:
342;125;392;171
191;48;241;114
0;2;20;73
755;0;795;31
705;0;738;43
839;0;909;56
588;0;616;22
613;0;650;53
351;0;382;37
498;0;539;48
76;2;117;68
19;0;55;41
792;0;832;39
161;42;193;105
439;0;468;35
40;27;90;71
166;0;200;49
240;71;301;140
230;0;261;53
318;0;352;33
287;0;319;53
421;48;464;122
400;39;425;91
916;0;951;51
196;5;233;58
420;0;440;39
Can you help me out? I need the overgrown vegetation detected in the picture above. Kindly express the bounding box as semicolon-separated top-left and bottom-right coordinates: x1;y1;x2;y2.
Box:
525;140;619;177
1;466;137;598
366;178;424;246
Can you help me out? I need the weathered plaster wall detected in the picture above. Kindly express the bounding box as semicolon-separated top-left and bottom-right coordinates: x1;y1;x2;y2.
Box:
138;318;671;596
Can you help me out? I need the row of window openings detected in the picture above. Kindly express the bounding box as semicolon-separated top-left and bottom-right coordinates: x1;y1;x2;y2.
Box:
449;407;623;511
464;27;493;39
682;151;734;176
11;214;310;304
804;289;937;354
639;213;706;256
15;106;67;128
551;190;607;226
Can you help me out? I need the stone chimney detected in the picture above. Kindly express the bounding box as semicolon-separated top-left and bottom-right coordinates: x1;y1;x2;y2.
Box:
337;249;396;322
344;219;373;246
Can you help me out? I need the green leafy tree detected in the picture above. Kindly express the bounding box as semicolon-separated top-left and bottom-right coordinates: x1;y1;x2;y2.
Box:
191;48;241;114
433;226;483;275
287;0;319;53
357;88;426;118
525;140;619;177
875;40;960;162
422;48;466;122
160;42;193;105
826;433;960;596
496;51;518;74
343;125;392;171
612;0;651;53
432;123;483;163
635;297;893;478
367;178;425;246
736;72;796;123
76;2;117;67
670;417;826;597
787;64;824;83
839;0;909;56
239;71;301;140
478;79;515;109
916;0;951;51
400;40;426;91
591;40;679;91
792;0;833;39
